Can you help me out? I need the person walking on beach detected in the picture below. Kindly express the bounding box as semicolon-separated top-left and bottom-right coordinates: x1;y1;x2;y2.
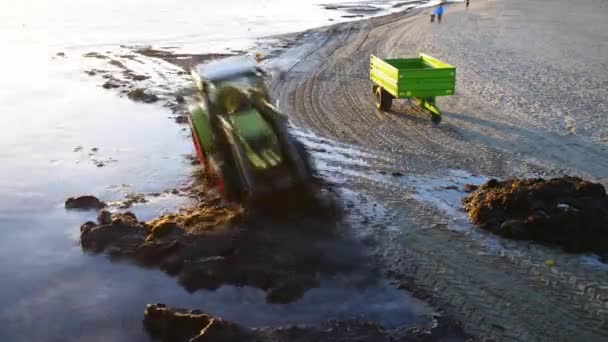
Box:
466;0;470;10
434;3;444;23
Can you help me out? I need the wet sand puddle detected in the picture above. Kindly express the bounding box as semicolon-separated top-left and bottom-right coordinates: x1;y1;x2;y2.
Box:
295;127;608;265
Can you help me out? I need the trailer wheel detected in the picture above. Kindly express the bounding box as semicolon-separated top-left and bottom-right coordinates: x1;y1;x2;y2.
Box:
431;114;442;124
375;87;392;111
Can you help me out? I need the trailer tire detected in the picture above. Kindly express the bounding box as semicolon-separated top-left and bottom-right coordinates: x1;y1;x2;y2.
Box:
375;87;392;111
431;113;442;124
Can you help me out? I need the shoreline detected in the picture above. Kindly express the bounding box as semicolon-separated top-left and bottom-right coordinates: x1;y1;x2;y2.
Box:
69;0;608;340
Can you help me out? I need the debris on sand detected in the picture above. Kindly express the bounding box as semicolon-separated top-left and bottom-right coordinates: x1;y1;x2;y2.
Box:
102;80;121;89
127;88;159;103
462;176;608;255
65;195;107;210
143;303;468;342
83;52;109;59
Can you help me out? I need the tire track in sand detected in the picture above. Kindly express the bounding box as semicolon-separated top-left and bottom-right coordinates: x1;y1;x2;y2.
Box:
272;3;608;341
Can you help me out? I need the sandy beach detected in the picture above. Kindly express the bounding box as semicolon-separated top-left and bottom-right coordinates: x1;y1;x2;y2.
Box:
265;0;608;340
2;0;608;341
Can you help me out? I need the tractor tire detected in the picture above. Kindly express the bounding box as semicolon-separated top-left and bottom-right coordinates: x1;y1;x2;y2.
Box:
375;86;392;111
189;126;206;168
218;161;243;202
206;155;241;202
293;140;314;181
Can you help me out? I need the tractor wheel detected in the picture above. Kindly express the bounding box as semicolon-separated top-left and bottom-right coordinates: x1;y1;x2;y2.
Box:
190;128;206;168
216;159;242;202
294;140;314;181
375;86;392;111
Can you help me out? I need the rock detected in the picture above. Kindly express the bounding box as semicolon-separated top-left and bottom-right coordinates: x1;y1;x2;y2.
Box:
176;94;185;103
111;212;139;225
119;193;148;209
174;115;188;124
142;303;468;341
102;81;120;89
136;240;181;263
391;172;404;177
143;304;250;342
81;222;147;253
130;74;149;81
123;211;138;221
148;220;182;240
83;52;108;59
73;146;83;152
80;221;97;234
486;178;499;187
127;88;159;103
65;195;106;210
464;183;478;193
56;52;66;57
97;210;112;225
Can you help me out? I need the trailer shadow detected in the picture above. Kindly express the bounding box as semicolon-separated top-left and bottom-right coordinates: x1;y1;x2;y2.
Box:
442;111;608;178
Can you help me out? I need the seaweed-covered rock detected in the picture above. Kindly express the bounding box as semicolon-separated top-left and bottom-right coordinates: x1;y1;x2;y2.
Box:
97;209;112;225
143;304;250;342
65;195;106;210
142;304;468;342
462;176;608;254
77;191;358;303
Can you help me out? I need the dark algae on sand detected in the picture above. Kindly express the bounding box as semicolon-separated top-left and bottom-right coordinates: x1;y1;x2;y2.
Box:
462;176;608;257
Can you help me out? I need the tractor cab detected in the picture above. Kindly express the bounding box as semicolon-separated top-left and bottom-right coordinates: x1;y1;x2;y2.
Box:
187;56;313;203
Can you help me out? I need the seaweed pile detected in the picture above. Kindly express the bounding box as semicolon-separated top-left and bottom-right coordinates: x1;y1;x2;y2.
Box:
462;176;608;255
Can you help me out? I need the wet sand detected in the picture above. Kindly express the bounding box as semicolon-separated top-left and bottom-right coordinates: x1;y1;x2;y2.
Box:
3;0;608;340
266;0;608;340
69;1;608;339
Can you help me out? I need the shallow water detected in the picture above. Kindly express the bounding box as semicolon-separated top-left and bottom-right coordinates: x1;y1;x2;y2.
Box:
0;0;439;340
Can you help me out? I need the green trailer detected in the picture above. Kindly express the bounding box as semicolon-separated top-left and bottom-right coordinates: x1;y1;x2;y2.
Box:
370;53;455;122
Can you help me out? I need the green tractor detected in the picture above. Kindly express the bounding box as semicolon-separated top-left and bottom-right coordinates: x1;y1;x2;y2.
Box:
188;56;313;204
